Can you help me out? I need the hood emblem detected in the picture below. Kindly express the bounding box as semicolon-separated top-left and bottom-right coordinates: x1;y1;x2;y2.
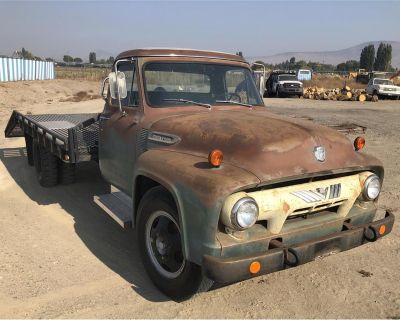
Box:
148;131;181;145
314;146;326;162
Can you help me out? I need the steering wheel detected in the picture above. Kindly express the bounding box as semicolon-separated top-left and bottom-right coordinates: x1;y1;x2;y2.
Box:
226;92;242;103
154;87;166;92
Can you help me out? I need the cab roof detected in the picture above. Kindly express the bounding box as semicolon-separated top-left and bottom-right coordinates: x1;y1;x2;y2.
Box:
116;48;247;63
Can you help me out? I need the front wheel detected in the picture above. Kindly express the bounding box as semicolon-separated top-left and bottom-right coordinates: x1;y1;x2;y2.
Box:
137;186;213;300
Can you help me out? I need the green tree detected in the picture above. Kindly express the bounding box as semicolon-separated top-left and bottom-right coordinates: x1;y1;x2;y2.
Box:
251;60;266;70
73;57;83;63
21;48;34;60
336;60;360;72
63;55;73;63
107;56;115;64
359;44;375;71
374;43;392;71
89;52;96;64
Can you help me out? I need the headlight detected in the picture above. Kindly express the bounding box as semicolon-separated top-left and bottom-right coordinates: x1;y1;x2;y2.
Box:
363;174;381;201
231;197;259;229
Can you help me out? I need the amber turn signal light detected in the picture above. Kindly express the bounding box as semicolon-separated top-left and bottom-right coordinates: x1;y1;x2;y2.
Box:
354;136;365;151
249;261;261;274
208;149;223;167
379;225;386;235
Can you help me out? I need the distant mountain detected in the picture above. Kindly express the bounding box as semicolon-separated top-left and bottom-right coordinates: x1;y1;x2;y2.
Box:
94;49;117;60
248;41;400;68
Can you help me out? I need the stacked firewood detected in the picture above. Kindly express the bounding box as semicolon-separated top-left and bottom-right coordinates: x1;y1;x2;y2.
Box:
303;86;378;102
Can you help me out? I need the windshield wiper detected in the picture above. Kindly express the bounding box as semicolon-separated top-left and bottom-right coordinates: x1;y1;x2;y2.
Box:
163;99;211;109
216;100;253;108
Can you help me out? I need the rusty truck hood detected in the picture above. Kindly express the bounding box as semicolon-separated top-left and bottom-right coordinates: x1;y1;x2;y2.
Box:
148;108;381;182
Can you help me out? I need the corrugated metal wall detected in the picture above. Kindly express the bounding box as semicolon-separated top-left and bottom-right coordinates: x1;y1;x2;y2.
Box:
0;58;55;82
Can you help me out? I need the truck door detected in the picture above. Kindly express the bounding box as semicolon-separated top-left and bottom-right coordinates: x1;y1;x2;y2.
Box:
99;60;140;195
272;75;278;93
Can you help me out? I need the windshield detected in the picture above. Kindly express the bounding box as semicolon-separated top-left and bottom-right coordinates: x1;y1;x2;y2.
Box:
374;79;393;85
278;74;297;81
144;63;263;107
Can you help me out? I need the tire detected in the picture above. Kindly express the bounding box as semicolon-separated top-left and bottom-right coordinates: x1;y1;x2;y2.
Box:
137;186;213;300
58;160;76;184
24;135;34;166
33;142;58;187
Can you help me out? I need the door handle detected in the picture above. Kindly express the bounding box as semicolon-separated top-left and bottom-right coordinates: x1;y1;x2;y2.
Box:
99;115;111;121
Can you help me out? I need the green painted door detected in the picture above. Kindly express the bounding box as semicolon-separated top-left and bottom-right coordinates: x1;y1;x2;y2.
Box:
99;61;140;195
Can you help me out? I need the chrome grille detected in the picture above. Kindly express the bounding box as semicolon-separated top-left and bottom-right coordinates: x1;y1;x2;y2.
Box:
291;183;341;203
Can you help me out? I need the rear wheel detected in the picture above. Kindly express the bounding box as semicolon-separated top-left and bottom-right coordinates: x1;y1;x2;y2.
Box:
137;186;213;300
24;135;34;166
58;160;76;184
33;142;58;187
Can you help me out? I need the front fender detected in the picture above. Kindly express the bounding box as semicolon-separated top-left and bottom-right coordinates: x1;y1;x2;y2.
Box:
133;149;260;265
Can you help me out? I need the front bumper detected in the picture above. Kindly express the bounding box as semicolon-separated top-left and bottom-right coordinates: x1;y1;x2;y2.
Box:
279;86;303;95
203;210;394;284
379;91;400;97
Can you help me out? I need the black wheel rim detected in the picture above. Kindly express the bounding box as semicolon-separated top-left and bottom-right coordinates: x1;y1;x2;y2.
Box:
145;211;185;279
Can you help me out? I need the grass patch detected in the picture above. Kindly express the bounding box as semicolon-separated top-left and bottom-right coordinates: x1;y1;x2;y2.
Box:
56;67;110;81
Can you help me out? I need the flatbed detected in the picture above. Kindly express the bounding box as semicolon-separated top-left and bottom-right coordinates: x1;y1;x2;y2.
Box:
5;111;100;163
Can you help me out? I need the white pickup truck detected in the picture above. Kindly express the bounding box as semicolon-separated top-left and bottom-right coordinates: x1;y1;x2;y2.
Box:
366;78;400;100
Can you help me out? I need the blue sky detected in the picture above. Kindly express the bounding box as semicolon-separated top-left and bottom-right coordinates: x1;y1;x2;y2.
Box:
0;1;399;61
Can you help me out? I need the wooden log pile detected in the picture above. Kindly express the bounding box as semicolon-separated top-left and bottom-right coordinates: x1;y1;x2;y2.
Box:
303;85;378;102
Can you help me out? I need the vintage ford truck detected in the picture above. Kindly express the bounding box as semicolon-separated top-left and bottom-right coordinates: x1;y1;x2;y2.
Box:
5;49;394;300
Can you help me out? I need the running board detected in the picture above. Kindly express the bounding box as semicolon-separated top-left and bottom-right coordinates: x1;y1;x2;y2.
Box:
94;190;133;228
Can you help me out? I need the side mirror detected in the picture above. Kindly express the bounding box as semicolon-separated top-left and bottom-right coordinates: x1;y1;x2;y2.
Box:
109;71;128;100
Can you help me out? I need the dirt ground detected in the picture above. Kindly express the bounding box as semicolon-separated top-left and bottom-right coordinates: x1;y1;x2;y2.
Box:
0;80;399;318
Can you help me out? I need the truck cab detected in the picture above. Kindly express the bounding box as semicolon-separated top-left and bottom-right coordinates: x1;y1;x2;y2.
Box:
297;69;312;81
99;49;262;196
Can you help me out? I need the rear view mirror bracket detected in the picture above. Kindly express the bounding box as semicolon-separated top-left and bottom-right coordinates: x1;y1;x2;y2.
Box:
100;76;109;100
110;59;132;116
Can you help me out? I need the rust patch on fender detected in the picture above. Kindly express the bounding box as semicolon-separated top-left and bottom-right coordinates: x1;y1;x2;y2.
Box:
283;201;290;213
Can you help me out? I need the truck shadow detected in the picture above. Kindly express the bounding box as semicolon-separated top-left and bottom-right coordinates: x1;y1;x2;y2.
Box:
0;147;168;303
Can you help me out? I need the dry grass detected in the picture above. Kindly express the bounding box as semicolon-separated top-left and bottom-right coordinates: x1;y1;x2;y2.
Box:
56;67;110;81
303;74;366;90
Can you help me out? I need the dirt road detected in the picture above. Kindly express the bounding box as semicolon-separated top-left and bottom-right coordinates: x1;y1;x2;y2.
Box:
0;80;399;318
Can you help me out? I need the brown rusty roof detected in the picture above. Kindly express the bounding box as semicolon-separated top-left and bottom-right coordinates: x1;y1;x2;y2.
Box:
116;48;247;63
